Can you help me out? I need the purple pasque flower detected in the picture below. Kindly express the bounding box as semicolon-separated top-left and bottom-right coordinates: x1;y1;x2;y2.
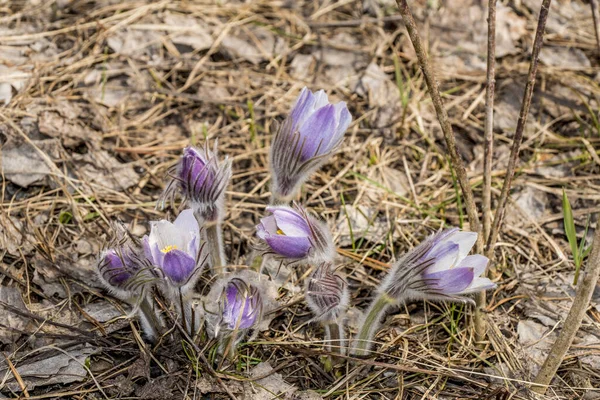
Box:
270;87;352;201
161;142;231;222
256;203;334;263
381;228;495;303
220;278;262;332
143;209;207;293
97;225;155;301
306;262;348;322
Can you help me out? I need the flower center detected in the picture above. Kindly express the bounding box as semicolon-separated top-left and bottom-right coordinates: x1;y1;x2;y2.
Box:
161;244;178;253
276;229;285;235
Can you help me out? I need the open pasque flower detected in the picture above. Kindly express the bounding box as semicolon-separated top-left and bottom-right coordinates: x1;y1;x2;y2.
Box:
352;228;495;356
270;87;351;202
256;204;334;263
381;228;495;302
161;142;231;222
143;209;207;294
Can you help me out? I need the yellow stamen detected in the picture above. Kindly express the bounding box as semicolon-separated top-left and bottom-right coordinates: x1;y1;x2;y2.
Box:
276;229;285;235
161;244;178;253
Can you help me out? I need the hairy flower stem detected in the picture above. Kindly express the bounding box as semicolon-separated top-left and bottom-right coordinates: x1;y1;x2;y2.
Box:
324;321;345;365
352;293;394;356
138;296;164;342
206;221;226;272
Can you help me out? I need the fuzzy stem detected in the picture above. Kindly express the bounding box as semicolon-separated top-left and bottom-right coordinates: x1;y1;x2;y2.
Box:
206;221;227;273
532;217;600;393
352;293;394;356
324;321;345;367
138;296;164;342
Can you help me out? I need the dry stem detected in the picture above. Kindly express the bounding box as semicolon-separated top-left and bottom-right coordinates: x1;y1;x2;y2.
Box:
485;0;551;257
532;217;600;393
394;0;481;240
475;0;498;343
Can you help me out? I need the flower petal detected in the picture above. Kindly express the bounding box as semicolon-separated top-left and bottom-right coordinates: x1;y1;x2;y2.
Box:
423;267;474;294
290;87;315;131
269;207;311;237
298;104;337;161
312;89;330;110
426;242;460;274
265;234;312;258
333;101;352;139
174;209;199;237
445;231;478;261
457;255;489;277
256;215;277;239
161;249;196;284
461;277;496;294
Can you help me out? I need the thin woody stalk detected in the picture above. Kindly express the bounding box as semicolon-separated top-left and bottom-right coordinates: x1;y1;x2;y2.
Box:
394;0;481;244
475;0;498;343
532;217;600;393
485;0;551;258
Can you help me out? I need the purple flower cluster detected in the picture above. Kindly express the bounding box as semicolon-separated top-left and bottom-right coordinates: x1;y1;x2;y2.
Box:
95;85;497;360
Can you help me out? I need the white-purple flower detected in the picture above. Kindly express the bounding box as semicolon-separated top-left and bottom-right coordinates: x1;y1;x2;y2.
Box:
161;142;231;222
381;228;495;303
270;87;352;202
256;204;334;263
220;278;262;332
143;209;207;293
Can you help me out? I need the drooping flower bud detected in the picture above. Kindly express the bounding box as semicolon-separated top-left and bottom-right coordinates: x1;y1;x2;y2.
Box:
220;278;262;332
161;142;231;222
256;204;334;263
270;87;351;203
306;263;348;323
97;226;155;301
143;209;208;295
381;228;495;303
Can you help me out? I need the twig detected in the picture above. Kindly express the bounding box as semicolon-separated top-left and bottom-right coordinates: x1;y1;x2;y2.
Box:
532;217;600;393
475;0;498;343
592;0;600;58
394;0;481;240
485;0;551;257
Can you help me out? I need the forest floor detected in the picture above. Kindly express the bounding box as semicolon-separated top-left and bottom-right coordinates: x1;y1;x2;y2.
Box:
1;0;599;399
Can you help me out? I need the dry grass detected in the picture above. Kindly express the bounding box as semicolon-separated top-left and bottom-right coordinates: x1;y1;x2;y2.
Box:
0;0;599;399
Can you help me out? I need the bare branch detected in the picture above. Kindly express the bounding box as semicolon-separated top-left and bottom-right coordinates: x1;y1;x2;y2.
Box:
394;0;481;240
485;0;552;257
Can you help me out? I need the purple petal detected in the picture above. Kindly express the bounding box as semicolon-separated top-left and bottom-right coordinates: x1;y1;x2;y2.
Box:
161;249;196;284
298;105;337;161
256;215;277;239
312;90;329;109
103;251;131;286
265;234;312;258
290;87;315;131
270;207;311;237
333;101;352;139
423;267;474;294
426;242;460;274
457;255;489;277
